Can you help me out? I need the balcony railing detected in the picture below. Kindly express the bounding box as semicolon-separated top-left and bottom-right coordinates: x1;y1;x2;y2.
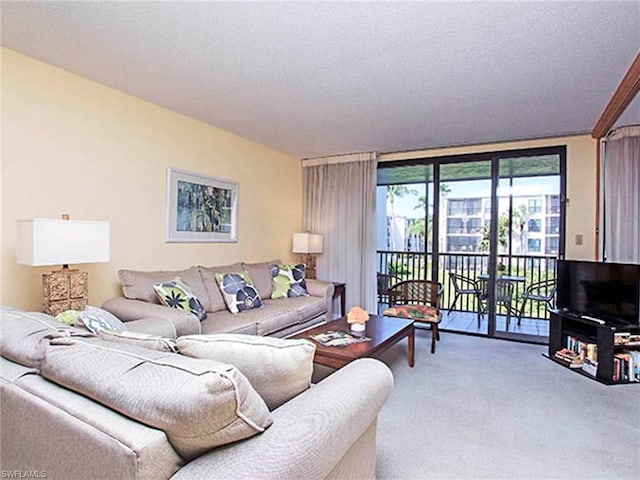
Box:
377;250;557;320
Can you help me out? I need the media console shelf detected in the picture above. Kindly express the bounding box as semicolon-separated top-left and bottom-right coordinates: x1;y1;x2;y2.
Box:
548;310;640;385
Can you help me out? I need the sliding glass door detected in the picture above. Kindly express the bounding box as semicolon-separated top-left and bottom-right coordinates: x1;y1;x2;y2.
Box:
376;146;566;344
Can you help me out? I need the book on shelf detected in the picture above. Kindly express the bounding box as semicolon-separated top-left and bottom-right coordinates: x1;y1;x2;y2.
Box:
310;330;371;347
565;336;598;362
554;348;584;368
614;332;640;346
581;358;598;376
613;351;640;382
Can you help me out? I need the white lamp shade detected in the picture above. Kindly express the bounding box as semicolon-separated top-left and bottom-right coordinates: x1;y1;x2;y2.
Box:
17;218;110;266
292;232;323;254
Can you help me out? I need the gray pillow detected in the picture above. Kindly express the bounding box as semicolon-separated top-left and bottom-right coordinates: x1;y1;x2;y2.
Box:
0;309;81;368
241;260;281;300
177;333;316;410
118;267;209;311
96;330;178;353
41;338;272;460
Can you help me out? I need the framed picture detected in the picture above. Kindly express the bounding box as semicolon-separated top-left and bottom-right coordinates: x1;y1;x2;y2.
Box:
166;168;238;243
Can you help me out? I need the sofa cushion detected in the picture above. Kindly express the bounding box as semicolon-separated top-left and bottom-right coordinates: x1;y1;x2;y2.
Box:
215;272;262;314
153;277;207;320
96;330;178;353
78;306;128;334
199;312;258;336
258;297;327;336
118;267;210;311
198;263;243;312
199;296;326;337
241;260;281;300
41;338;272;460
270;264;309;299
0;310;87;368
177;334;316;410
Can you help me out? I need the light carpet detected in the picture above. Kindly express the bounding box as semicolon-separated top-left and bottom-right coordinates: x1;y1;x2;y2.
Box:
373;328;640;480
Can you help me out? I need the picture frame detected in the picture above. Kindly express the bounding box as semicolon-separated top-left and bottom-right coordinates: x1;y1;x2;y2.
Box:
166;168;238;243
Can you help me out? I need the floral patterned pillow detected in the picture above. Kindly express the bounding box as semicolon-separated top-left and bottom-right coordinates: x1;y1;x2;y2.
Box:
215;272;263;314
154;277;207;320
270;264;308;299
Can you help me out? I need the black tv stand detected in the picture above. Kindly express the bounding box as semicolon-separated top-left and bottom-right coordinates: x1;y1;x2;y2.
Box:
548;310;640;385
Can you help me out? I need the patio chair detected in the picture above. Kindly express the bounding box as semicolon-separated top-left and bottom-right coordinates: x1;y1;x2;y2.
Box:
477;278;515;330
447;273;482;316
377;272;401;307
517;278;557;324
382;279;443;353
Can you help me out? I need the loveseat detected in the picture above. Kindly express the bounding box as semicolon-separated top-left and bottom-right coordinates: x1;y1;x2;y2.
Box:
102;261;335;339
0;308;394;480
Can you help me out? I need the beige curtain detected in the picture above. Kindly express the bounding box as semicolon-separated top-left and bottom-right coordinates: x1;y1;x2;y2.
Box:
302;152;378;312
603;125;640;263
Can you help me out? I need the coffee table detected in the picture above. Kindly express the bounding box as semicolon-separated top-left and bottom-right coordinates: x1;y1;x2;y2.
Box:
291;314;414;369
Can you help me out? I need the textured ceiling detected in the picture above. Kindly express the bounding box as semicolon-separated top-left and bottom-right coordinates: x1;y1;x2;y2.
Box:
1;1;639;158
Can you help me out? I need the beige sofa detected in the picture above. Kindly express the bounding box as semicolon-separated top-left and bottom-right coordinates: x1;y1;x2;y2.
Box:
102;261;334;338
0;308;393;480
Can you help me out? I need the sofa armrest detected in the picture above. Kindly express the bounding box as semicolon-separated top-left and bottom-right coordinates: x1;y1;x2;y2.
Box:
102;298;201;337
172;358;393;480
306;279;334;320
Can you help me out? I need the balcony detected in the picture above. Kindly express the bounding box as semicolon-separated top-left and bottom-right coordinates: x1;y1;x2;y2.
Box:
377;250;557;338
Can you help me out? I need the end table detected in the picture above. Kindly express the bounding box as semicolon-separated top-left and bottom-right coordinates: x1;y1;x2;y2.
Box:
332;282;346;317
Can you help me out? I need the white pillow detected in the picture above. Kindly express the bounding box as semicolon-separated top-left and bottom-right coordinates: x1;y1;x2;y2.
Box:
177;334;316;410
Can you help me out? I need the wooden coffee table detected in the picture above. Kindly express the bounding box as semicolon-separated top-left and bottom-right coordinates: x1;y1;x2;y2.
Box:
292;314;414;369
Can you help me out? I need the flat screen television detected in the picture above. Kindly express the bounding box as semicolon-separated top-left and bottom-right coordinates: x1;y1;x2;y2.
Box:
556;260;640;326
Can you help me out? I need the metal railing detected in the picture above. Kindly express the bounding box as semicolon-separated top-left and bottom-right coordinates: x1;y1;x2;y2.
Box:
377;250;557;320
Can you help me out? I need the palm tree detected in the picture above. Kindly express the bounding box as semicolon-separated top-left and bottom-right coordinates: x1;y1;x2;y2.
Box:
386;185;417;251
407;184;450;250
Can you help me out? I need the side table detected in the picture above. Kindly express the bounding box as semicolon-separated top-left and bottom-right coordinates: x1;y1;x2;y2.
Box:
332;282;346;318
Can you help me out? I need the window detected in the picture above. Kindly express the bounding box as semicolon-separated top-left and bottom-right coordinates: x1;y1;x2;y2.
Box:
447;218;464;233
447;236;479;252
527;238;541;252
467;218;482;233
547;195;560;214
448;199;482;216
528;219;542;232
546;217;560;234
545;237;559;254
528;199;542;214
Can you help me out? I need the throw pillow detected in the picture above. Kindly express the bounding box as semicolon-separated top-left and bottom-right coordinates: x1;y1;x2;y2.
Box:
55;309;82;326
42;338;273;460
177;334;316;410
78;306;127;334
96;330;178;353
383;305;442;323
270;264;309;299
153;277;207;320
214;272;262;314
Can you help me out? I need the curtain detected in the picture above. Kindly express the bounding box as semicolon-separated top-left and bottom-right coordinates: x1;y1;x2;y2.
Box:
603;125;640;263
302;152;378;312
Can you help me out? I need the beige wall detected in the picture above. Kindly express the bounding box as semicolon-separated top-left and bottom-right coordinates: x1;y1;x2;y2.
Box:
380;135;599;260
1;49;302;310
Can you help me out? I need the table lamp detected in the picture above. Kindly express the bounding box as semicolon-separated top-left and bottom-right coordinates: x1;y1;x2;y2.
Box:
16;216;110;315
292;232;323;279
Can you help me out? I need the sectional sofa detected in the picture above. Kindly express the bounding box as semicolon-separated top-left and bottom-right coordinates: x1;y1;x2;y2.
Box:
102;261;335;338
0;308;394;479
